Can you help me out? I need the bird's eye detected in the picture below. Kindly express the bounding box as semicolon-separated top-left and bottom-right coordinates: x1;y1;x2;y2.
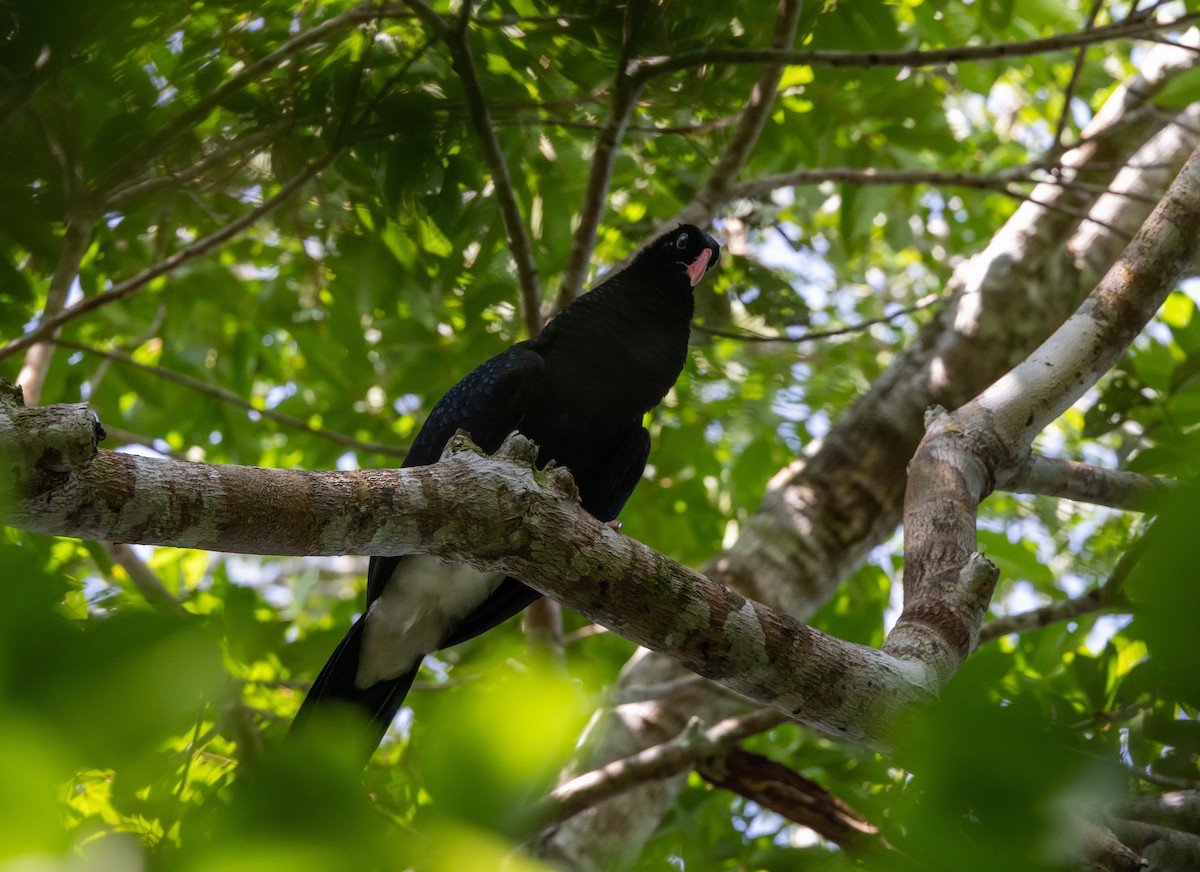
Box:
675;233;688;250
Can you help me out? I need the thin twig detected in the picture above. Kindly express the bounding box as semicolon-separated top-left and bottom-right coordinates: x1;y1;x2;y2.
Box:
1007;188;1135;241
405;0;543;338
15;218;95;405
532;708;787;829
0;152;335;363
693;295;940;345
554;4;649;309
1004;454;1174;511
627;11;1200;82
106;120;299;207
104;541;188;615
979;527;1151;643
1125;765;1200;791
1052;0;1106;153
723;165;1162;202
689;0;806;211
17;104;94;405
51;339;409;459
94;2;382;194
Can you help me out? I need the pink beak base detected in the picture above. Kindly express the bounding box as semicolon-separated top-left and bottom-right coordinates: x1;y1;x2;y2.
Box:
686;248;713;287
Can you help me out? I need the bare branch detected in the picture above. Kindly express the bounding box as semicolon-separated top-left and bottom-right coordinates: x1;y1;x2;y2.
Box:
1004;453;1174;511
979;526;1149;643
0;153;335;364
697;748;882;852
94;2;381;194
628;11;1200;82
692;295;940;345
103;542;188;616
105;121;299;208
0;400;938;752
1051;0;1106;153
979;587;1114;643
50;339;408;459
533;709;786;828
405;0;542;338
16;217;94;405
715;165;1165;222
687;0;806;213
1116;790;1200;831
554;18;646;309
1106;817;1200;867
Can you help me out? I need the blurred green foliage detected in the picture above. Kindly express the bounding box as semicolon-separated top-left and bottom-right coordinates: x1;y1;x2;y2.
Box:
2;0;1199;868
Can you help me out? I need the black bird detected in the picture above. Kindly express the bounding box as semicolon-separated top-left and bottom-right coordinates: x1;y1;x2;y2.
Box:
291;225;721;758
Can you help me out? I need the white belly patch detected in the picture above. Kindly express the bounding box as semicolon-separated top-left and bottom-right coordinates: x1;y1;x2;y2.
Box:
356;556;505;688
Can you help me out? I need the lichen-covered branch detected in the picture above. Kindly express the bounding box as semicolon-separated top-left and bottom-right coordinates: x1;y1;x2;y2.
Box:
1;386;936;752
887;139;1200;682
535;42;1200;868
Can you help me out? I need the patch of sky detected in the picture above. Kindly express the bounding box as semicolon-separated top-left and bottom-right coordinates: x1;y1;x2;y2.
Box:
1085;614;1133;654
697;381;733;403
771;384;809;423
264;382;297;409
393;393;423;416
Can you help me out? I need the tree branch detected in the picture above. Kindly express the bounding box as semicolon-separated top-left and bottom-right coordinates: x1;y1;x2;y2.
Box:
627;11;1200;82
93;2;381;194
1050;0;1106;153
405;0;542;338
692;295;940;345
50;339;408;459
533;709;786;829
103;542;187;615
979;526;1149;643
16;217;94;405
554;17;646;309
0;153;335;364
0;391;940;753
683;0;805;218
887;139;1200;676
105;120;300;208
1003;453;1173;511
696;748;882;852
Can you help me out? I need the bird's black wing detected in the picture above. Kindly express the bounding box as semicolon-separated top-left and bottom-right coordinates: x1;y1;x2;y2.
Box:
439;424;650;648
366;344;546;605
580;424;651;522
291;345;546;752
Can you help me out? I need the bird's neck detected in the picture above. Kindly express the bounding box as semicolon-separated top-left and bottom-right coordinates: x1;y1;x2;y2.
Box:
538;271;694;415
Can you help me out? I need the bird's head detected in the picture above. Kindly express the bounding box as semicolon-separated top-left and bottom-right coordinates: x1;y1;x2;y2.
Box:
641;224;722;288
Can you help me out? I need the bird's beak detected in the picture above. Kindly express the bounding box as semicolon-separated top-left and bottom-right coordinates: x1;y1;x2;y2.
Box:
686;247;714;287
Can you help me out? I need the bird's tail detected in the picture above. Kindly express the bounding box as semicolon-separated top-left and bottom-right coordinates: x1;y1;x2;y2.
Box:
289;615;418;757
